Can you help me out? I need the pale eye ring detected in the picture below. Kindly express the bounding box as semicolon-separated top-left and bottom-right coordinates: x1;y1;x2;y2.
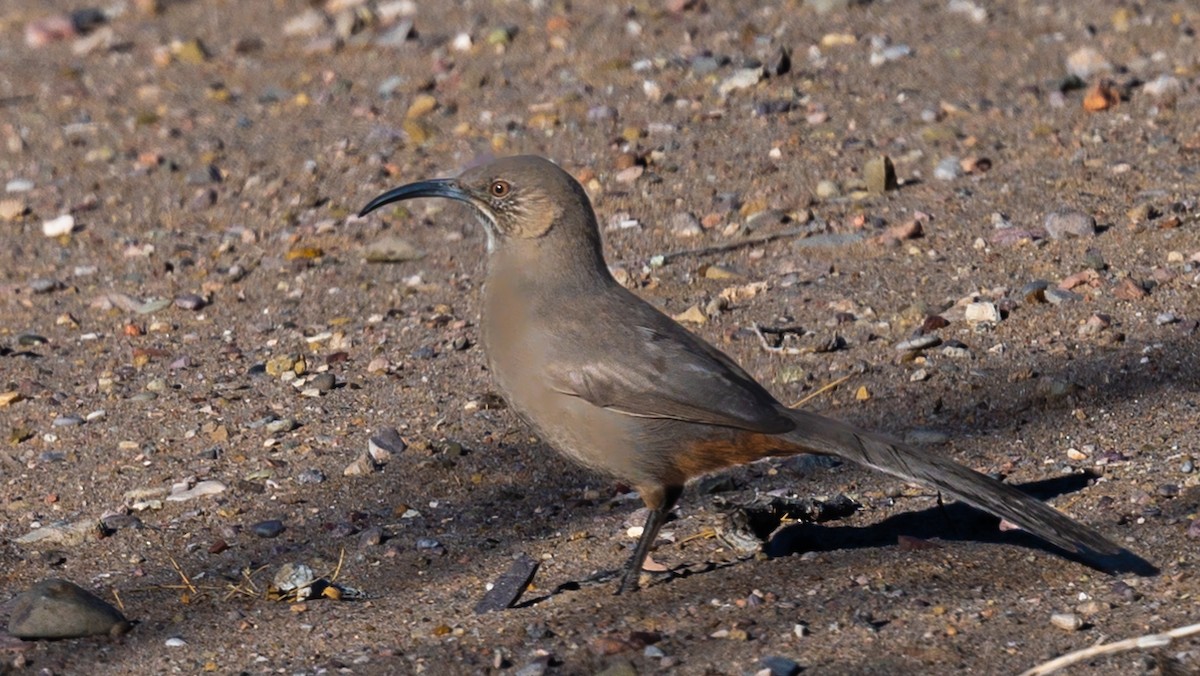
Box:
489;180;511;198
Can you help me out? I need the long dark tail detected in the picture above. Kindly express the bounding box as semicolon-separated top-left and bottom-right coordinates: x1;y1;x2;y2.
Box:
780;408;1122;557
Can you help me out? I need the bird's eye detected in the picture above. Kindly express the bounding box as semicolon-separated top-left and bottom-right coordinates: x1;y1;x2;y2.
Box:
489;180;511;198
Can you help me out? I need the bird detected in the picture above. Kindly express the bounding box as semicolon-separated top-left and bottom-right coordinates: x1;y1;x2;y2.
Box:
358;154;1134;594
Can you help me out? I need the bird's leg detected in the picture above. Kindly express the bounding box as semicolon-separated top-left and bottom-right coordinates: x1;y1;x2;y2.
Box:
616;485;683;595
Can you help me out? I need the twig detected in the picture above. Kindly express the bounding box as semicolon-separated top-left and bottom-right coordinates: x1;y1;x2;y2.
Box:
167;553;198;596
678;527;717;546
792;374;853;408
329;548;346;582
1019;621;1200;676
646;226;814;267
111;587;125;614
224;565;268;601
752;323;803;355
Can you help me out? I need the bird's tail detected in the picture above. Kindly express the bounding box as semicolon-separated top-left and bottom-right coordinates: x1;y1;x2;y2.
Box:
778;408;1122;557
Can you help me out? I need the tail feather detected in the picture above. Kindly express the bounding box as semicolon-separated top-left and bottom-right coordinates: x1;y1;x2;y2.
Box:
781;409;1122;556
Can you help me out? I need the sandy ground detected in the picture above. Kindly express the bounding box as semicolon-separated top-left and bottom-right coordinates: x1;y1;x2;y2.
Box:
1;0;1199;674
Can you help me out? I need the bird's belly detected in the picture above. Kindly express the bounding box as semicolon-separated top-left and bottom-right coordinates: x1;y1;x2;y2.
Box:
495;363;643;479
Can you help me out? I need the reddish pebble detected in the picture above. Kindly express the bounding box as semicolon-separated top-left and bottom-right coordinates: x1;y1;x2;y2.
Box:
25;15;77;48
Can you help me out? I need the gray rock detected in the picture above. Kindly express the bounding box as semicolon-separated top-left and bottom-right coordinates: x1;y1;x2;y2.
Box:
895;335;941;352
1044;209;1096;239
933;157;961;181
251;519;285;538
474;554;539;614
8;579;131;639
29;278;61;294
309;372;336;393
174;293;207;311
1045;288;1081;305
368;427;406;463
761;656;802;676
295;468;326;484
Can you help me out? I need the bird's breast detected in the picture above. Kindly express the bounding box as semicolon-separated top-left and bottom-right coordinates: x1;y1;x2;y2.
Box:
479;275;650;483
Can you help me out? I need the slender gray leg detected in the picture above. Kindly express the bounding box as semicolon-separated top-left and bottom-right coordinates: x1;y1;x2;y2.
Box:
616;485;683;594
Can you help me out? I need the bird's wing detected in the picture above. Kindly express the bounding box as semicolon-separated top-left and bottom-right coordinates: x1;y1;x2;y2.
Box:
544;307;795;434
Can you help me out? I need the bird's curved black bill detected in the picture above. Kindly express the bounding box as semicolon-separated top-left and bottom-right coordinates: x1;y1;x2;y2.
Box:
357;179;467;218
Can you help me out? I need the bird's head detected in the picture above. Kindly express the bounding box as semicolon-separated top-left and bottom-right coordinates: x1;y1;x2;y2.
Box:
358;155;599;255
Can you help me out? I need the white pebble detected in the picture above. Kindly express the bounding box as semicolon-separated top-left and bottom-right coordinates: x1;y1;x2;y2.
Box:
964;301;1001;324
1050;613;1083;632
933;157;962;181
42;214;76;237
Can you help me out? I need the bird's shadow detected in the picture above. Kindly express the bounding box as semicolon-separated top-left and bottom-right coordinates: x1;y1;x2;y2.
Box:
508;473;1155;608
763;473;1157;576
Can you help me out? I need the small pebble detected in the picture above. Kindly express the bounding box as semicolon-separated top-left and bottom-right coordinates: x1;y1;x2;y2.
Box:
1050;612;1083;631
359;526;384;548
416;537;446;555
0;198;27;221
896;335;941;352
1044;209;1096;239
1065;47;1111;79
1188;519;1200;539
368;428;406;463
52;415;85;427
343;453;378;476
870;44;912;66
164;637;187;648
864;155;897;194
101;514;143;531
265;418;298;434
282;9;325;37
717;67;763;95
474;554;540;614
760;656;802;676
167;480;227;502
42;214;76;237
964;302;1000;324
174;293;207;311
29;278;60;294
309;372;336;394
251;519;285;538
1045;288;1081;305
295;468;326;485
1143;75;1182;101
815;180;840;199
933;157;962;181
